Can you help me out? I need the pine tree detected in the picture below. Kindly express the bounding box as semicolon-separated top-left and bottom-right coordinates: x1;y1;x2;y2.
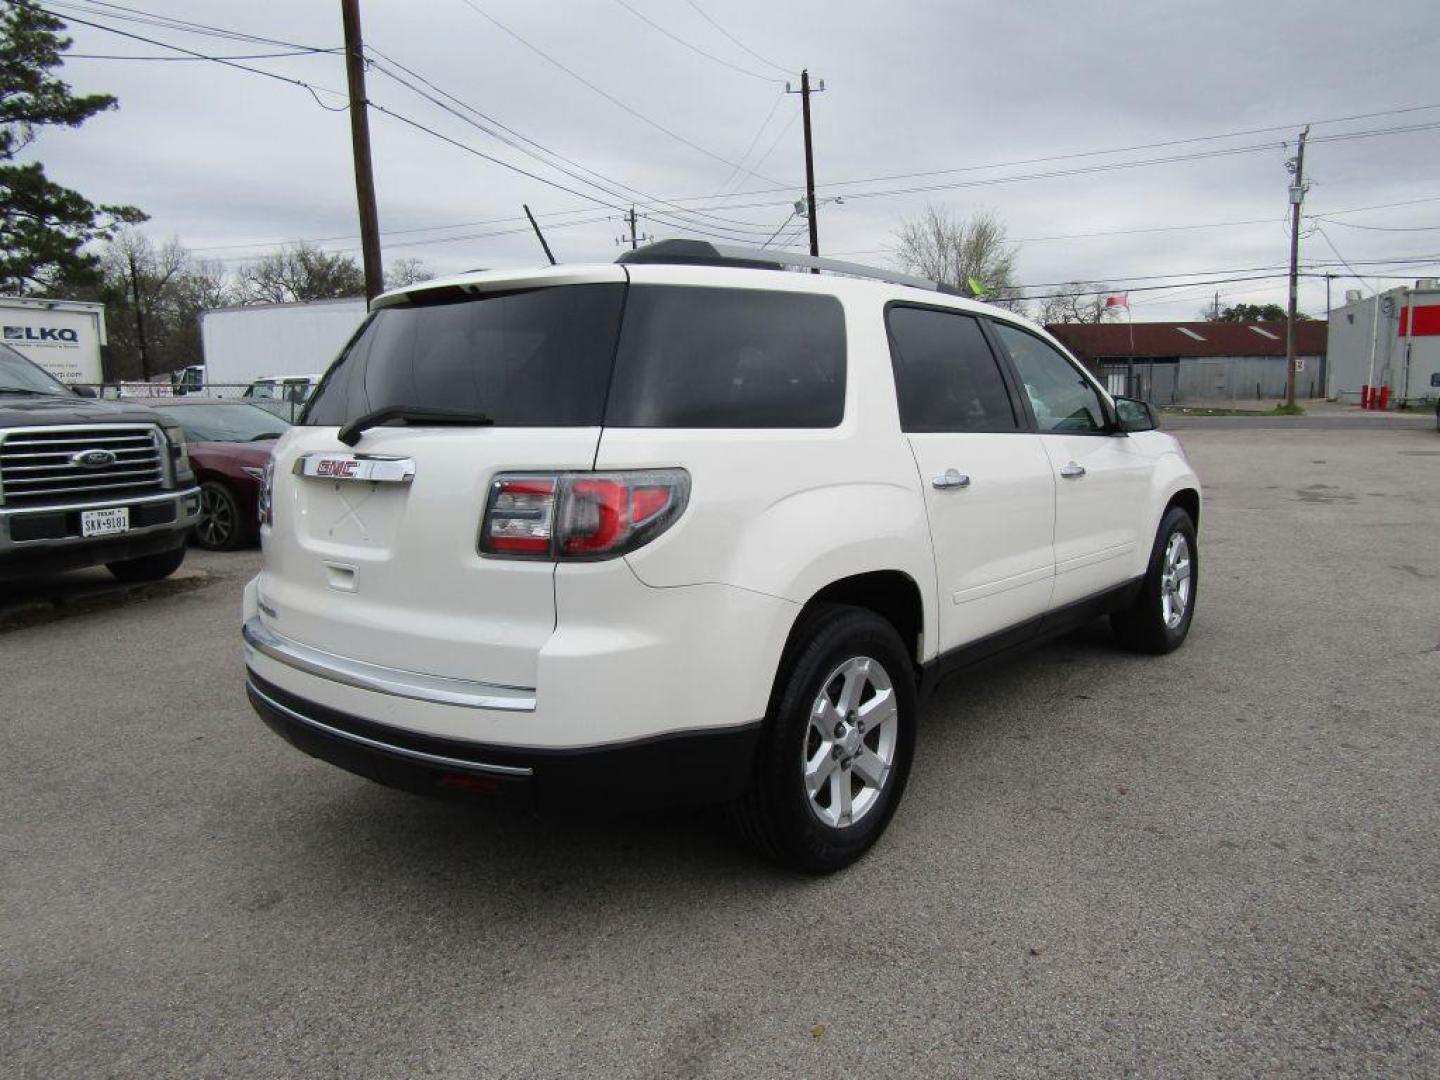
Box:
1;0;146;293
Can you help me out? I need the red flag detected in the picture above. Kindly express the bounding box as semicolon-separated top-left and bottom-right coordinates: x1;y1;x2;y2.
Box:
1104;294;1129;309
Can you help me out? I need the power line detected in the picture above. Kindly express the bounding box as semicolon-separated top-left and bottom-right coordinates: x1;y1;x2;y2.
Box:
684;0;793;76
660;102;1440;207
362;49;782;236
65;47;337;61
46;0;336;52
606;0;781;82
1311;217;1440;232
454;0;788;188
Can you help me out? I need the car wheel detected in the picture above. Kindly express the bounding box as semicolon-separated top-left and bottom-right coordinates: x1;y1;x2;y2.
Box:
732;604;916;873
194;480;244;551
1111;505;1198;654
106;544;187;583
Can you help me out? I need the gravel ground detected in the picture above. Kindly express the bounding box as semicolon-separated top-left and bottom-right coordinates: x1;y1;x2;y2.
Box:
2;424;1438;1078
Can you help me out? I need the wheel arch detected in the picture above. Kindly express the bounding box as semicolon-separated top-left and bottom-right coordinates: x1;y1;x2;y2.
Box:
775;570;927;689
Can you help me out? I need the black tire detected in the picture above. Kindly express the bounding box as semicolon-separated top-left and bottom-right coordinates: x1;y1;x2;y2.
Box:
194;480;245;551
1111;506;1198;654
106;543;187;583
732;604;917;874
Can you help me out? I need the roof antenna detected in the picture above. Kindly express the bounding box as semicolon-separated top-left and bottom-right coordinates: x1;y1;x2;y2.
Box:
523;204;556;265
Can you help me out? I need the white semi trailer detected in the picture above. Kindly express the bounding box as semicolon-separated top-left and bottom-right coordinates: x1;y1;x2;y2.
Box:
0;296;107;384
195;296;368;395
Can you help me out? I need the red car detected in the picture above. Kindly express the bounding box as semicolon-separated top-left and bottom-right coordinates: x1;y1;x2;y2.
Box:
143;399;288;550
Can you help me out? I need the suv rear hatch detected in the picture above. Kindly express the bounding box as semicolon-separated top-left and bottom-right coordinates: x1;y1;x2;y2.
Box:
259;268;627;691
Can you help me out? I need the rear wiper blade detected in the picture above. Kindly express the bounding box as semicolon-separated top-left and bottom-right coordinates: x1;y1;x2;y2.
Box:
0;386;54;395
337;405;494;446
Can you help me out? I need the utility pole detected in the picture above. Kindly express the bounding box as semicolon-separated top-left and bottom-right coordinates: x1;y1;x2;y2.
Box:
616;206;650;251
341;0;383;302
126;250;150;380
786;70;825;262
1284;125;1309;408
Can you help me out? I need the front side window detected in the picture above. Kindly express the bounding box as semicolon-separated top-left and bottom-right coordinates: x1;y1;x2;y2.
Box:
886;306;1018;432
605;286;846;428
991;323;1108;433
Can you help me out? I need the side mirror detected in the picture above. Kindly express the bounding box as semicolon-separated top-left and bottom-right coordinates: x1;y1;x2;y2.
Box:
1114;396;1157;433
72;384;97;398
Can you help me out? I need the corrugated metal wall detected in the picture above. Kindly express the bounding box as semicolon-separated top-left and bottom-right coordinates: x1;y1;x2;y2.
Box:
1100;356;1324;403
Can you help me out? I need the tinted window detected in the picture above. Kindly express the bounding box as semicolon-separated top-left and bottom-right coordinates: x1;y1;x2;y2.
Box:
886;306;1018;432
304;284;626;427
992;323;1108;433
605;286;845;428
0;343;70;396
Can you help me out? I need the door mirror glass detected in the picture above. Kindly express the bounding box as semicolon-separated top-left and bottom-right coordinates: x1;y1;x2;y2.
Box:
1114;396;1157;432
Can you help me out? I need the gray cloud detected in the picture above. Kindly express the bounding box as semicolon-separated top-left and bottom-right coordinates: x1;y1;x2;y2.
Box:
30;0;1440;318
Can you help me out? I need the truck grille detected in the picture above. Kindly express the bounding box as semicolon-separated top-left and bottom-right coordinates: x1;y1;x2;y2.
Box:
0;426;167;508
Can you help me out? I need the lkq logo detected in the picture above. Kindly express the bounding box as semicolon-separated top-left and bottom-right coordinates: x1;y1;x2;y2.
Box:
316;458;361;478
4;325;80;346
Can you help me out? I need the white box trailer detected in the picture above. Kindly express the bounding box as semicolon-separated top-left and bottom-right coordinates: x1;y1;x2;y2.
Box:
0;296;107;384
197;296;368;394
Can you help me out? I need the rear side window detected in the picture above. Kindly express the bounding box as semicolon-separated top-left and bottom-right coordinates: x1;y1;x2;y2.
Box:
604;286;846;428
303;284;626;427
885;305;1018;432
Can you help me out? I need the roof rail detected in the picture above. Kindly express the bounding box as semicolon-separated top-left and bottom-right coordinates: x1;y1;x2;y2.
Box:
616;239;974;298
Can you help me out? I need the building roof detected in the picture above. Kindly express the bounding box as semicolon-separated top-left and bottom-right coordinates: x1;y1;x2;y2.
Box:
1048;320;1327;360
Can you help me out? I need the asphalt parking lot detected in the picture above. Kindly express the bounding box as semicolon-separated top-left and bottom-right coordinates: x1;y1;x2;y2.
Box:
3;421;1438;1078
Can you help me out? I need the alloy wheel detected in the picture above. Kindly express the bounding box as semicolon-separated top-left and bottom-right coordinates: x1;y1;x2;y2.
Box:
1160;532;1192;629
802;656;899;828
197;485;234;548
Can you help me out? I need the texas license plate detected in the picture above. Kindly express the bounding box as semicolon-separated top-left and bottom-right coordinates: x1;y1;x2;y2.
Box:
81;507;130;537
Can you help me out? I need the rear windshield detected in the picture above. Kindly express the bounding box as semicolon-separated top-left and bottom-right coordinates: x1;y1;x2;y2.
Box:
301;281;846;429
304;284;626;427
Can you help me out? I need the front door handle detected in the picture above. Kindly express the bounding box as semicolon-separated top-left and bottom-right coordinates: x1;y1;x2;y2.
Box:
932;468;971;489
1059;462;1086;479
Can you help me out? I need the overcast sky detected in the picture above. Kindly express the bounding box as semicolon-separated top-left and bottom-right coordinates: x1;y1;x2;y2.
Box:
27;0;1440;319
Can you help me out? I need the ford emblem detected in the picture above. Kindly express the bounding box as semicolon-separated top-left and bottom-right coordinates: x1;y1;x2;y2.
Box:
71;448;118;468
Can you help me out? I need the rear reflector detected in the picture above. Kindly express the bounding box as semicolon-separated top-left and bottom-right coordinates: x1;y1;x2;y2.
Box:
480;469;689;560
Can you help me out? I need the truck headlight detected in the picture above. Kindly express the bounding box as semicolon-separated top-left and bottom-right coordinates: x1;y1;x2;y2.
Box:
162;425;191;479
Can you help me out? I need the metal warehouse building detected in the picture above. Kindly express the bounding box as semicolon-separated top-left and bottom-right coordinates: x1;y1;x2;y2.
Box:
1325;280;1440;406
1047;321;1329;404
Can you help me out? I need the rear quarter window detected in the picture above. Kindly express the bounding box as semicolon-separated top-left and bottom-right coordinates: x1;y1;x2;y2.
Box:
603;285;846;428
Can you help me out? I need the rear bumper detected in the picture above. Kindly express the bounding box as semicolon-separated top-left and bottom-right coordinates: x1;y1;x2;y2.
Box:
247;671;761;811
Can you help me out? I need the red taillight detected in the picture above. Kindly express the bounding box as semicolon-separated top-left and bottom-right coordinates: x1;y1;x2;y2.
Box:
480;470;688;560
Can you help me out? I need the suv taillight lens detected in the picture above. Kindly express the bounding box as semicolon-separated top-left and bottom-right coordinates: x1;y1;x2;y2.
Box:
481;469;689;560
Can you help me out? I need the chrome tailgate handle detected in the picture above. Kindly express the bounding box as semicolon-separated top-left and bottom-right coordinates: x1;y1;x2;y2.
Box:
294;453;415;484
1059;462;1086;479
932;468;971;489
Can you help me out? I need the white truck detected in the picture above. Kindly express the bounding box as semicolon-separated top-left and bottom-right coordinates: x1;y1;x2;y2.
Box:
0;296;107;385
191;297;368;397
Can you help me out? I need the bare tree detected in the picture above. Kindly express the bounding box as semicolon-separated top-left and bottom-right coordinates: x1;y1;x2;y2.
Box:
384;256;434;289
1038;281;1122;325
236;241;365;304
92;230;233;379
891;205;1024;309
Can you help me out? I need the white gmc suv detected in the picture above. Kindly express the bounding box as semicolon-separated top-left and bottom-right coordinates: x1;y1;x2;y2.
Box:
242;240;1200;872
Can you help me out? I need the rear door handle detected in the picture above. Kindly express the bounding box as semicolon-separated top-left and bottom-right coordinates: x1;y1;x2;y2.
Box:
932;468;971;489
1059;462;1086;479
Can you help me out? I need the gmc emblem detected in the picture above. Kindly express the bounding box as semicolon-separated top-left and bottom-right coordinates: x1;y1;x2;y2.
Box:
316;459;360;478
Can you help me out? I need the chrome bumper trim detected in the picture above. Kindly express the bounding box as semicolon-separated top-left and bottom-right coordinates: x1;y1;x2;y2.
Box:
246;677;533;777
242;616;537;712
